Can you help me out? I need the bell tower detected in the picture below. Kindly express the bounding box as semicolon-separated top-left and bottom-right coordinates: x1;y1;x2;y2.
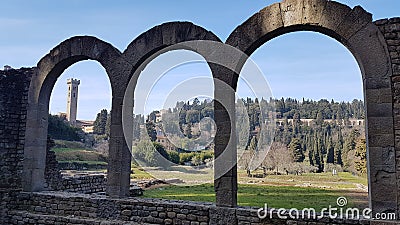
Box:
66;78;80;125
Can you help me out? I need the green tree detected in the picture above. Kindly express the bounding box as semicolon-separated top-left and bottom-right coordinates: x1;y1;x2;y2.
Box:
146;121;157;142
289;138;304;162
93;109;108;135
47;114;81;141
342;129;360;169
184;123;193;139
201;107;214;119
355;138;367;175
292;111;301;135
186;109;200;124
153;142;168;160
326;137;335;164
132;140;157;166
191;154;203;166
167;150;180;164
249;136;258;152
312;135;324;172
334;128;343;165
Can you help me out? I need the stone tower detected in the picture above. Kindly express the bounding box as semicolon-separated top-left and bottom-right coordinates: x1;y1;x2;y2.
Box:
66;78;80;125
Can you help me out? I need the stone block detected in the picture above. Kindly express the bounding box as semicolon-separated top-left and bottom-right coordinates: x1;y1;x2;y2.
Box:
365;77;391;89
301;0;327;25
374;19;389;26
368;147;395;166
319;1;352;33
336;6;372;40
349;23;392;80
365;88;392;103
167;211;176;218
366;103;393;117
368;133;394;148
370;200;397;218
259;3;284;33
393;115;400;129
209;206;237;225
367;117;394;134
215;189;237;207
121;209;131;216
280;0;303;27
177;213;187;220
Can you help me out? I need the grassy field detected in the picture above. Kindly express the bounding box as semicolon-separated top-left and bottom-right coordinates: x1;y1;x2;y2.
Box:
54;149;105;159
51;140;107;168
52;142;368;210
141;172;368;210
131;166;154;179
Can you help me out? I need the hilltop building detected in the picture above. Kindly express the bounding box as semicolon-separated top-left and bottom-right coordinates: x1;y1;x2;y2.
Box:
63;78;95;133
66;78;80;126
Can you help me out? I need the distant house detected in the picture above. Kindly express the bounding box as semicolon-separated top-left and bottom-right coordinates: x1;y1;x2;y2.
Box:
155;126;175;151
77;120;95;133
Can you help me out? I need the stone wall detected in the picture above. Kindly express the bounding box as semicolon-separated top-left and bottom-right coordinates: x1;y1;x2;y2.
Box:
60;175;106;193
0;67;33;190
375;17;400;216
4;191;371;225
44;138;107;193
44;139;64;190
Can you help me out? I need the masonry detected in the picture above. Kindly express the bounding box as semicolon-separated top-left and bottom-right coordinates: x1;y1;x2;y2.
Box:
1;0;400;224
5;191;373;225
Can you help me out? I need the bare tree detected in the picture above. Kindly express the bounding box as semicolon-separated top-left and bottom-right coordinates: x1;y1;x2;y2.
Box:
262;142;293;174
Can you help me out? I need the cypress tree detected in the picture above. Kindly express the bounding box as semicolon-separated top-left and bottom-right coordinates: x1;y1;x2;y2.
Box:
289;138;304;162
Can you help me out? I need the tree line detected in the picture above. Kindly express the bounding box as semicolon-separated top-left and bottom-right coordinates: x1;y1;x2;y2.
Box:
48;97;367;175
237;97;366;176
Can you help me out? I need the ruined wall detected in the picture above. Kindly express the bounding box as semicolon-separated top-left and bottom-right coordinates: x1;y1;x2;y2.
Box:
5;191;368;225
0;68;33;190
44;139;64;190
59;175;106;193
0;68;108;224
0;68;33;224
44;138;106;193
375;17;400;215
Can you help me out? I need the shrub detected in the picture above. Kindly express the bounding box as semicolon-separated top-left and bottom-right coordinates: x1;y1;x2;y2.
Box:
179;152;196;165
167;150;180;164
191;154;202;166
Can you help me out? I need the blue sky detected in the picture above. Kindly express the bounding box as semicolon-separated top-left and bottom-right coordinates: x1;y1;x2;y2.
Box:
0;0;399;120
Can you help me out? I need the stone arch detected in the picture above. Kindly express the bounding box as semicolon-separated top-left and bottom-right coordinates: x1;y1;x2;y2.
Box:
124;22;221;72
225;0;394;214
23;36;124;193
115;22;221;195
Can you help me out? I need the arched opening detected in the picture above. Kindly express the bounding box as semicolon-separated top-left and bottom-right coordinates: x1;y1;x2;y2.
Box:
236;31;368;210
225;0;394;214
119;22;221;200
22;36;126;196
46;60;112;193
130;49;216;201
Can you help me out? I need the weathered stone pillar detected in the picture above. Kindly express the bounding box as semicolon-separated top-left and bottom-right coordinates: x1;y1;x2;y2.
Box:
213;66;237;209
369;18;400;218
107;96;131;197
23;68;48;192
